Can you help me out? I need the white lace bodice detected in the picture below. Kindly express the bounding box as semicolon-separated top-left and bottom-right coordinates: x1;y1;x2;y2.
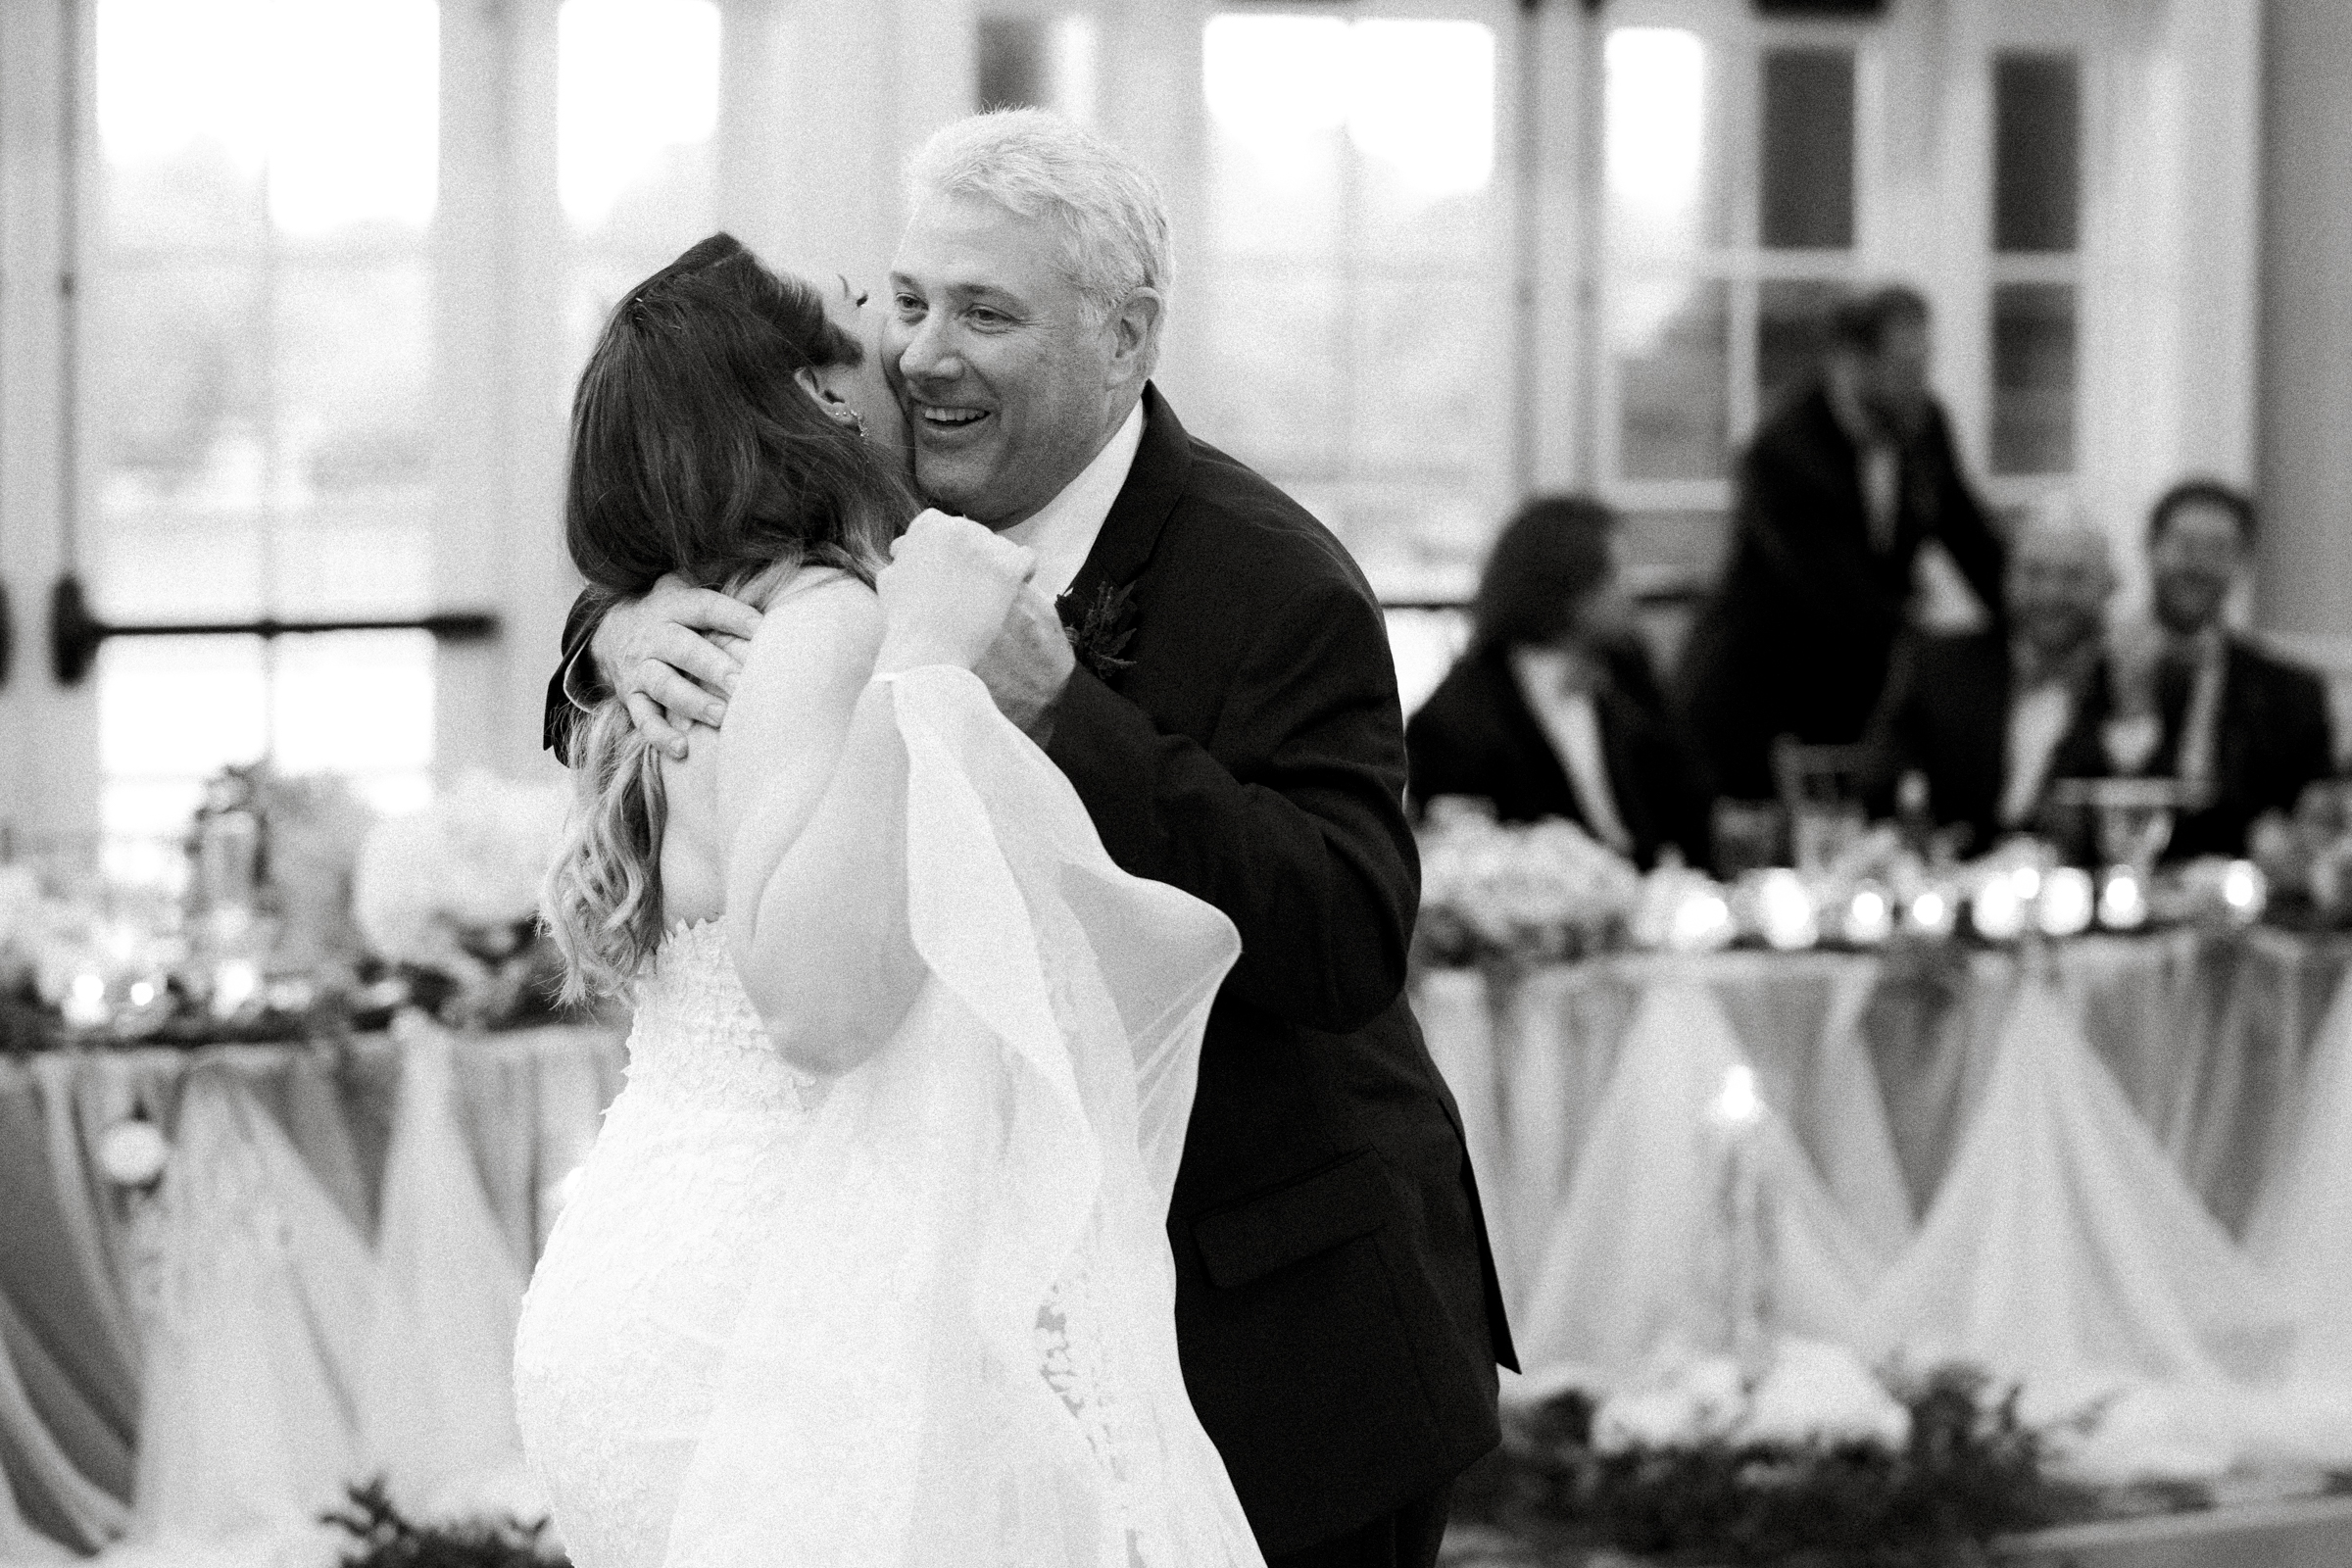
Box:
613;920;825;1121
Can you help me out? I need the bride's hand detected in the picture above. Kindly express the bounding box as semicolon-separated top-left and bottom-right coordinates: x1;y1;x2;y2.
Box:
876;510;1038;673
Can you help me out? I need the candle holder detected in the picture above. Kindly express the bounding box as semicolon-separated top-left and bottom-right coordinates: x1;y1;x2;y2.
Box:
1709;1063;1770;1375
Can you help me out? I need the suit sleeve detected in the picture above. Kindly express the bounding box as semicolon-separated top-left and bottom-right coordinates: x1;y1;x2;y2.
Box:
1045;570;1417;1036
2271;666;2337;814
1925;410;2006;615
1858;636;1926;812
542;590;610;765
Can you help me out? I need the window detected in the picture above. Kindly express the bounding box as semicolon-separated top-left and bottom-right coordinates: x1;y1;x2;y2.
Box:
1985;50;2081;478
1597;19;1865;505
1192;6;1513;606
88;0;440;875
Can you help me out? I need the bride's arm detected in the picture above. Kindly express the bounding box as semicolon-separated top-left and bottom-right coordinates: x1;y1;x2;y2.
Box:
718;578;923;1076
719;517;1040;1077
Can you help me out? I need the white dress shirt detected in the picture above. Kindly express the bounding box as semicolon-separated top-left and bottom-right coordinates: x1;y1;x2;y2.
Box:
1002;400;1147;600
2000;677;2076;829
1507;648;1638;858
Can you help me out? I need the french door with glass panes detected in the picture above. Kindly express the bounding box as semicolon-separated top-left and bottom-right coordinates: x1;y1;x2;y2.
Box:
79;0;725;877
1587;0;2244;577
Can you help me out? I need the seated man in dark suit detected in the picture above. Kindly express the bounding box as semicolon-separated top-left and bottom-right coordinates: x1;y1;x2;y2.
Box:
2049;480;2334;858
1676;284;2006;801
1867;512;2114;854
1407;496;1712;868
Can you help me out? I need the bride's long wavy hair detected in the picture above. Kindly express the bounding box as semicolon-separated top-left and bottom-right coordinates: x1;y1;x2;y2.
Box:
543;232;915;1002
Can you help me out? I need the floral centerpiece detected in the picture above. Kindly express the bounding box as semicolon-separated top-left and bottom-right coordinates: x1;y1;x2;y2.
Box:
1417;801;1645;966
353;770;572;1030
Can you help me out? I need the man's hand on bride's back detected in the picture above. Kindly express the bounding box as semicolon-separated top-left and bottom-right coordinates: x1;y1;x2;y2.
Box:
876;510;1038;675
591;572;765;760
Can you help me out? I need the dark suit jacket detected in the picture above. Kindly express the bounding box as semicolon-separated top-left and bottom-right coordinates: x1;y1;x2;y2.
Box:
1405;640;1712;869
1865;630;2021;854
1674;380;2004;800
545;386;1512;1554
2048;637;2334;859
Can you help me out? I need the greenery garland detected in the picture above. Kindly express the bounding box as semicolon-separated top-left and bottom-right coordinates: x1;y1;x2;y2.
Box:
322;1480;567;1568
1454;1365;2097;1568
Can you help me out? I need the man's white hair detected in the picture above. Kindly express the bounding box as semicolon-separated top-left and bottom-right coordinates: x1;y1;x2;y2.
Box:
905;108;1172;329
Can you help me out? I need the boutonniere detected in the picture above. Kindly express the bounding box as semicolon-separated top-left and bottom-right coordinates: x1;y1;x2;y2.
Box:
1061;581;1139;683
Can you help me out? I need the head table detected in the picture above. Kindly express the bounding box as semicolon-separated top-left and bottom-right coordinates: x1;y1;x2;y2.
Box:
2;929;2350;1556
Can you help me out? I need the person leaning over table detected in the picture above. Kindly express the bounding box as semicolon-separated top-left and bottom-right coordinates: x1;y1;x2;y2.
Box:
1673;283;2007;803
1863;507;2116;855
2045;478;2334;860
1405;495;1712;869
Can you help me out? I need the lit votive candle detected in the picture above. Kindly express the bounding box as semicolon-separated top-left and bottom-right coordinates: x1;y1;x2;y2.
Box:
1756;869;1820;951
210;958;262;1019
2037;867;2096;937
1668;889;1735;954
1971;876;2027;942
2098;867;2148;930
2220;860;2267;924
62;972;110;1031
1843;884;1893;946
1907;887;1957;939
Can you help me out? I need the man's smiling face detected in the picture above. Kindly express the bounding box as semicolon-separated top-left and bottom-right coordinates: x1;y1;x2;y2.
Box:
884;192;1122;528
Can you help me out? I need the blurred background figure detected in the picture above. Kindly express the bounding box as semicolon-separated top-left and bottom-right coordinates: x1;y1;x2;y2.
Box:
1675;285;2006;803
2051;480;2334;858
1407;497;1709;869
1866;507;2114;855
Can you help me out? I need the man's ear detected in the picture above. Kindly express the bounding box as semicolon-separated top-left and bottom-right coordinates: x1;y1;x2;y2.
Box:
1106;289;1164;383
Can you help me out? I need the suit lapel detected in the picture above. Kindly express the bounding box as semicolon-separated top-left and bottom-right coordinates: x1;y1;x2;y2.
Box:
1057;381;1193;632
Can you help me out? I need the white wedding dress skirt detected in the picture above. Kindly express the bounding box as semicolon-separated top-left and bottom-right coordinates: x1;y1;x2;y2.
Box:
514;666;1263;1568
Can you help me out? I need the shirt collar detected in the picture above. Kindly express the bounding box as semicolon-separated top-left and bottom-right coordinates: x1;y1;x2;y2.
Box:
1001;400;1147;601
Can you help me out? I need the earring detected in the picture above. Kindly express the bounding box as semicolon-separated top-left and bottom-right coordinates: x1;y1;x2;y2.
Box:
831;404;866;439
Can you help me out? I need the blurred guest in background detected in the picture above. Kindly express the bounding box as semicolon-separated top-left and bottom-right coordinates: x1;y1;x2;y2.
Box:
2051;479;2333;858
1867;509;2114;854
1675;284;2005;801
1407;496;1710;868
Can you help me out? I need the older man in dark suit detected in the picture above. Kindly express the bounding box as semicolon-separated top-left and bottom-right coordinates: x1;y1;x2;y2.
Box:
547;109;1510;1568
1677;285;2007;801
1866;511;2114;852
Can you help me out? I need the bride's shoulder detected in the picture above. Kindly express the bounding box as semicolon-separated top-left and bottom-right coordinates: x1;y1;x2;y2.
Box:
747;565;880;637
735;565;882;690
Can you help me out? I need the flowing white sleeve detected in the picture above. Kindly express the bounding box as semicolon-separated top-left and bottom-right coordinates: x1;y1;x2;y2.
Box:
662;665;1262;1568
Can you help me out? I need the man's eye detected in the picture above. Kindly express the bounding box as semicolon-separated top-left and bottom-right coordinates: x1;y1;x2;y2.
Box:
968;308;1008;328
893;293;923;316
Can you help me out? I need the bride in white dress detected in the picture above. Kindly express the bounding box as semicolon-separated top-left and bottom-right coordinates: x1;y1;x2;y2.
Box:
512;234;1264;1568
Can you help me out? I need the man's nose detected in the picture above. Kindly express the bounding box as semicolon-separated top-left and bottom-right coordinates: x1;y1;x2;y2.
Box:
898;314;962;387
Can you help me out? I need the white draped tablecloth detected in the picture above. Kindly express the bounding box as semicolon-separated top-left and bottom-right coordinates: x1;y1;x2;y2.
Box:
1416;928;2352;1340
0;1022;625;1560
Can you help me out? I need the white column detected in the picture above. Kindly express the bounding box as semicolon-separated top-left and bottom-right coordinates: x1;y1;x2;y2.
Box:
715;0;975;294
432;0;570;784
1090;0;1207;403
0;0;102;848
1521;0;1592;494
2256;0;2352;660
